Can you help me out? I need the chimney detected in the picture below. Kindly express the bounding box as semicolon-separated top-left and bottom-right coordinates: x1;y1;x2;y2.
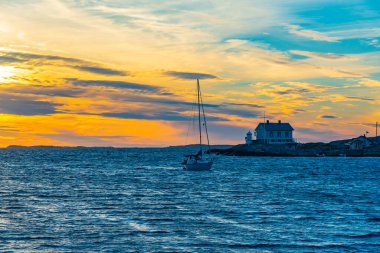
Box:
266;120;269;123
278;120;281;124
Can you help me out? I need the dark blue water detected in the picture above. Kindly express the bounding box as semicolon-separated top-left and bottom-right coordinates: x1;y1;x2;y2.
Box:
0;147;379;252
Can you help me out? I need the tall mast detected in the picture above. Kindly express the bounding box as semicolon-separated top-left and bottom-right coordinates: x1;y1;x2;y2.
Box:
376;121;378;137
197;79;202;151
200;87;210;151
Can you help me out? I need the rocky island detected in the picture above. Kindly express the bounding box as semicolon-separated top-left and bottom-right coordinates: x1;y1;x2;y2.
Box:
212;136;380;157
211;120;380;157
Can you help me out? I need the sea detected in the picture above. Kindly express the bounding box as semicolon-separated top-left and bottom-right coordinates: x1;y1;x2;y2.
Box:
0;147;379;252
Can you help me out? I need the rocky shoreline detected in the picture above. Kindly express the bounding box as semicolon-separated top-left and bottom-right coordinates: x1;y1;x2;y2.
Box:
211;136;380;157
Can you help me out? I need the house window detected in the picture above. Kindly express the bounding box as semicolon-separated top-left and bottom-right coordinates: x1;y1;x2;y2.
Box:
285;132;289;137
270;131;274;137
277;131;281;137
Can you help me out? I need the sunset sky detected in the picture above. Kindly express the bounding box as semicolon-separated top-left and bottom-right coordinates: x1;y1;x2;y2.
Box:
0;0;379;147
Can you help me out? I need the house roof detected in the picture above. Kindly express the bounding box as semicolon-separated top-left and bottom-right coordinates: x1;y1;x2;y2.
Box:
349;139;364;144
345;136;372;145
357;135;371;141
255;122;294;131
353;136;371;143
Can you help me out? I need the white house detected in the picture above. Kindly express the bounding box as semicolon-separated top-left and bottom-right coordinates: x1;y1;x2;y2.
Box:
255;120;295;144
346;136;372;150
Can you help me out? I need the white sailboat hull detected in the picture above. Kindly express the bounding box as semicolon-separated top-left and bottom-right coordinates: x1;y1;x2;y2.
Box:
183;161;213;171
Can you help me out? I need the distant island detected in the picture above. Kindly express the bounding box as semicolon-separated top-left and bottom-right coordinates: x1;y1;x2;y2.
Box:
5;145;100;149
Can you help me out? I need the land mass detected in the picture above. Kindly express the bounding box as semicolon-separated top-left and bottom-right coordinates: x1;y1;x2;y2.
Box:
5;144;233;149
6;145;103;149
4;138;380;157
211;136;380;157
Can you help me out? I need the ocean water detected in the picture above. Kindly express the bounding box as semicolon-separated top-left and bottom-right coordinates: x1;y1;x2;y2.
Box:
0;147;379;252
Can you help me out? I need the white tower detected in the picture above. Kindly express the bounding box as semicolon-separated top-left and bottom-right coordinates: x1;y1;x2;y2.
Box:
245;130;253;145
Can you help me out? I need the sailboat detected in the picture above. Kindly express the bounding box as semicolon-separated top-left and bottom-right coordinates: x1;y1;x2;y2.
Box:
182;79;214;171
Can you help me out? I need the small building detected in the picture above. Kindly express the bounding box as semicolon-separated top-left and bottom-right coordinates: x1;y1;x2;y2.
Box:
255;120;295;144
346;135;372;150
245;130;253;145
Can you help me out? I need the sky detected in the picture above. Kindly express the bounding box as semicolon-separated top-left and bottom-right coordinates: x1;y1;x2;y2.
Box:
0;0;379;147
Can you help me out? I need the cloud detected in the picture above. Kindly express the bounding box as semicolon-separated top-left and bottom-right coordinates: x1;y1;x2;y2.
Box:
293;108;306;114
8;85;85;98
2;51;82;64
345;96;374;101
367;39;380;48
215;107;260;119
290;50;351;60
86;91;264;121
67;78;160;92
359;78;380;87
274;88;311;95
100;102;262;121
0;126;19;132
98;93;261;121
223;102;264;108
255;81;329;98
328;26;380;40
319;115;338;119
101;109;227;121
146;98;219;108
76;1;288;39
0;55;24;64
107;92;219;108
165;71;218;80
0;93;58;115
97;97;224;121
71;65;127;76
1;50;126;76
101;111;188;121
287;25;339;42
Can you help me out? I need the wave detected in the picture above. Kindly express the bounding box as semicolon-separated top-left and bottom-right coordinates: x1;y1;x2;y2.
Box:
344;232;380;238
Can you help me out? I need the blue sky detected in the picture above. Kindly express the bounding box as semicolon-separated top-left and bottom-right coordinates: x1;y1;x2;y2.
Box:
0;0;379;146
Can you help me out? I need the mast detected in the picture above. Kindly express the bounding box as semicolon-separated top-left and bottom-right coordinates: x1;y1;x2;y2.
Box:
200;87;210;151
197;79;202;151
